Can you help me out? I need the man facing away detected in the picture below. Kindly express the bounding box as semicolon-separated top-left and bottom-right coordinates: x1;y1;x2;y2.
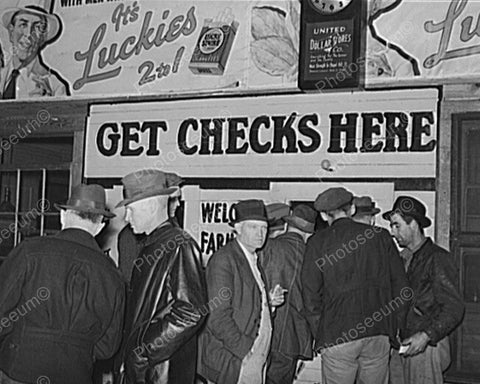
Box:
115;169;207;384
0;184;125;384
352;195;381;225
261;204;317;384
384;196;464;384
302;187;409;384
199;199;286;384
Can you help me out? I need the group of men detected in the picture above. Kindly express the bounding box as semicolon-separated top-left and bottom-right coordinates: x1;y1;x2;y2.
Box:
0;167;465;384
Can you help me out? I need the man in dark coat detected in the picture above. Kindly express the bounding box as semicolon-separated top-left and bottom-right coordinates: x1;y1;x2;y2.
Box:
302;187;409;384
0;184;125;384
384;196;464;384
115;169;207;384
261;204;316;384
198;199;286;384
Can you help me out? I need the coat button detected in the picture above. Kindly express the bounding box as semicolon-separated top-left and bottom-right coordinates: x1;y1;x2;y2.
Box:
8;343;16;350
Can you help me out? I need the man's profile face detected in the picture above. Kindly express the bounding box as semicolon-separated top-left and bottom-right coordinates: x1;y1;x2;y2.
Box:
389;213;414;248
236;220;268;252
8;11;47;64
125;196;167;235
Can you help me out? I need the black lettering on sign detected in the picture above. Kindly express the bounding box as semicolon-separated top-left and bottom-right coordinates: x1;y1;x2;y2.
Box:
97;122;120;156
200;231;235;255
201;202;235;224
250;115;271;154
298;113;321;153
226;117;249;154
361;113;384;152
120;122;143;156
410;112;436;152
328;113;358;153
272;113;299;154
178;118;198;155
383;112;409;152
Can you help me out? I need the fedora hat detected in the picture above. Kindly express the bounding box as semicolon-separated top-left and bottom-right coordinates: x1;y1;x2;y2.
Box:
2;0;61;42
229;199;267;227
266;202;290;230
353;196;381;216
314;187;353;212
284;204;317;233
55;184;115;218
115;169;178;208
166;172;183;198
382;196;431;228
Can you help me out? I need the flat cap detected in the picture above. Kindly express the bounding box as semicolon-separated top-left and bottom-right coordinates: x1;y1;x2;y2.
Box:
314;187;353;212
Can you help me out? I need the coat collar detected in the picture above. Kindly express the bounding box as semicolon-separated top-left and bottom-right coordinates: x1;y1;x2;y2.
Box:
142;219;175;247
55;228;102;253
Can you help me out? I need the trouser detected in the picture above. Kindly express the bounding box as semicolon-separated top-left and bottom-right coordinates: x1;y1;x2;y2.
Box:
266;351;297;384
321;335;390;384
389;336;450;384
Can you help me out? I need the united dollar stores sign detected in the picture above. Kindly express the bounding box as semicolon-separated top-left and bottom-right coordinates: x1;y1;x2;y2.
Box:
85;89;438;178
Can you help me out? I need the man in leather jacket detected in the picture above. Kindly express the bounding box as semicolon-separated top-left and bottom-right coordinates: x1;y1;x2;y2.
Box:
384;196;465;384
115;169;207;384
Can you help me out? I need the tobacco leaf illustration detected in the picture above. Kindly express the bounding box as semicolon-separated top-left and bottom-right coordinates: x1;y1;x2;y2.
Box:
251;36;297;76
252;6;290;40
250;1;300;79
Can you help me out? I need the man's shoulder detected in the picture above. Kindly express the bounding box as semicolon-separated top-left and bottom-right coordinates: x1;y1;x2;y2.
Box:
208;240;239;266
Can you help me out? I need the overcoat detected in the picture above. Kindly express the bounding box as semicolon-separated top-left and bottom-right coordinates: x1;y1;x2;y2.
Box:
198;238;271;384
0;228;125;384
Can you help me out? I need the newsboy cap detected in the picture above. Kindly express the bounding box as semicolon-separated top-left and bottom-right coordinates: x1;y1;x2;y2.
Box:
314;187;353;212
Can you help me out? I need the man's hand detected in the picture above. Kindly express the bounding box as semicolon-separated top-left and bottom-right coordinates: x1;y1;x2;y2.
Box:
401;331;430;357
269;284;288;307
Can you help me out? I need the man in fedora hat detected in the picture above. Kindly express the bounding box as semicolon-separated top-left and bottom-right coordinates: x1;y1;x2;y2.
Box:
0;184;125;384
199;199;286;384
117;171;184;283
114;169;206;384
352;195;381;225
0;0;68;99
261;204;316;384
302;187;408;384
383;196;464;384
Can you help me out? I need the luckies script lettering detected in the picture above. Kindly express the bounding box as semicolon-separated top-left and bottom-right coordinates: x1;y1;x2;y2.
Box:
424;0;480;68
73;2;197;90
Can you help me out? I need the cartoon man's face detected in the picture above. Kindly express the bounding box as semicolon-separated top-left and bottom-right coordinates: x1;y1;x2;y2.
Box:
8;11;47;65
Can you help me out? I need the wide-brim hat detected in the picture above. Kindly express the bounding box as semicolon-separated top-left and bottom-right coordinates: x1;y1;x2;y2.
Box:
55;184;115;218
283;204;317;233
382;195;431;228
115;169;178;208
2;0;61;43
314;187;353;212
229;199;267;227
353;196;381;216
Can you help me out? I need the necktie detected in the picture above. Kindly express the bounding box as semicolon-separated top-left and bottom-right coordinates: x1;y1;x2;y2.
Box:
2;69;20;100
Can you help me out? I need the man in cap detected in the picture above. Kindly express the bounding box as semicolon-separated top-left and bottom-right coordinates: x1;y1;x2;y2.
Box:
0;184;124;384
266;202;290;239
384;196;464;384
261;204;316;384
115;169;206;384
0;0;68;99
199;199;286;384
352;195;381;225
117;171;183;283
302;187;408;384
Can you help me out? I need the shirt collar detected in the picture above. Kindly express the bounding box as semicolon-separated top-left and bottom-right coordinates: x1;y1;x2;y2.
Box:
236;238;257;263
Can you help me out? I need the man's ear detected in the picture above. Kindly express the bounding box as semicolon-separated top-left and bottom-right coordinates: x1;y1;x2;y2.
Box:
320;212;329;222
349;204;356;217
